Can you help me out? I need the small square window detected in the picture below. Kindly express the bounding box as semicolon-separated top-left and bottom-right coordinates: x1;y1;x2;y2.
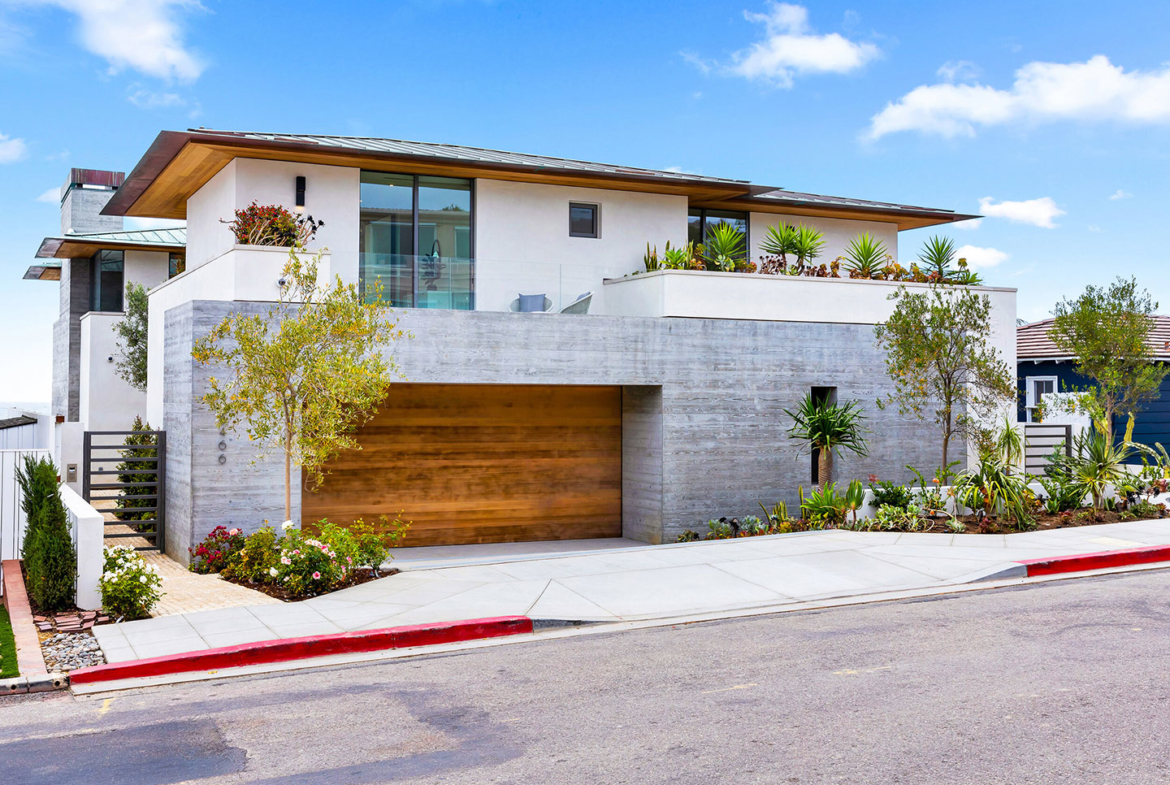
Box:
569;202;599;238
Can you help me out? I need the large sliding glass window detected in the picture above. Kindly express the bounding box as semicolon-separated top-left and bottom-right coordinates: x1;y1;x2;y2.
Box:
359;171;473;309
90;250;124;312
687;208;749;250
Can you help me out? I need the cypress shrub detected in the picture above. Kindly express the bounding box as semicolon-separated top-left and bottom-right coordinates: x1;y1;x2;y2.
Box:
115;416;157;528
16;455;59;563
24;489;76;612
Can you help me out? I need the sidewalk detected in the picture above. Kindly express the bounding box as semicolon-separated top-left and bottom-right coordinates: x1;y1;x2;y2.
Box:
92;519;1170;664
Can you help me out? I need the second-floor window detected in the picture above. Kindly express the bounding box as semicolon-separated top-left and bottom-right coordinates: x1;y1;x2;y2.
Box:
688;208;749;250
90;250;124;312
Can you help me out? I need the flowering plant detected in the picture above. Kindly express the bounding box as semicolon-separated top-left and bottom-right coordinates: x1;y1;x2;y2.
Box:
189;525;246;574
100;546;163;620
273;524;353;598
221;202;323;247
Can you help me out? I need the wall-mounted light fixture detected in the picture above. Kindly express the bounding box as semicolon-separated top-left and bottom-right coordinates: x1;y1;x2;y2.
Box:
295;176;306;212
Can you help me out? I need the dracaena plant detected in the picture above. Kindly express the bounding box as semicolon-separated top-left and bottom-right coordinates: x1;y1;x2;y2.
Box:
759;223;798;273
791;225;826;270
783;393;870;488
843;232;889;279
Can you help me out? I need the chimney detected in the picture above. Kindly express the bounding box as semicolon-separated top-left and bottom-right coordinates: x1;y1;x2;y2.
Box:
60;168;125;236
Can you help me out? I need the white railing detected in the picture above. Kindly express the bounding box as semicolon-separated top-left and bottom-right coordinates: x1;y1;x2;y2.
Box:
0;449;50;561
61;485;103;611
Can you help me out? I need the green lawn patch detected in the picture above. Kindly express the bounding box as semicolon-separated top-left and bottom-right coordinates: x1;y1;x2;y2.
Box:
0;605;18;678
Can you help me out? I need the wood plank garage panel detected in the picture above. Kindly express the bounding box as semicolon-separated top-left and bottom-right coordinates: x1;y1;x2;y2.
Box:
303;384;622;546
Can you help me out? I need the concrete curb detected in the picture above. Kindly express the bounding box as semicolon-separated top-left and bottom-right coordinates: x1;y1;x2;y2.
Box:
1018;544;1170;576
2;672;68;695
2;559;49;678
70;615;534;685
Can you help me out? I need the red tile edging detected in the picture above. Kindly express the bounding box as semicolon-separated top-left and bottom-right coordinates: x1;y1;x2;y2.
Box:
1018;545;1170;577
69;615;534;685
1;560;49;677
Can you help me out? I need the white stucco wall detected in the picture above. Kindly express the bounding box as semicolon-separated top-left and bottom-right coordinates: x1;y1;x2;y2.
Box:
474;179;688;312
184;158;359;281
749;212;900;267
123;249;170;291
80;312;147;432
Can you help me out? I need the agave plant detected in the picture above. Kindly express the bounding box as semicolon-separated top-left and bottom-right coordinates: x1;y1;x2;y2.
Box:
703;222;746;272
783;393;870;488
842;232;888;279
918;235;957;281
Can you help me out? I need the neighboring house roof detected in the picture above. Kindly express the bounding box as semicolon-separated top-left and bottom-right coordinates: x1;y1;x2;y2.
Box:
101;128;979;230
25;227;186;281
0;415;37;431
1017;316;1170;361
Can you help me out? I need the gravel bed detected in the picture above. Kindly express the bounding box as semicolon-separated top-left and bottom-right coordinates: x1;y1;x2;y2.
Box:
41;632;106;672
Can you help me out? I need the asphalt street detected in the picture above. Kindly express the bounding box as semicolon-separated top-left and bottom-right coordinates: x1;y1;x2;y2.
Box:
4;570;1170;784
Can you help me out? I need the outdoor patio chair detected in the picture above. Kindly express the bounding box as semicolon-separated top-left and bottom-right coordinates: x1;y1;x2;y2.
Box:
559;292;593;314
509;294;553;313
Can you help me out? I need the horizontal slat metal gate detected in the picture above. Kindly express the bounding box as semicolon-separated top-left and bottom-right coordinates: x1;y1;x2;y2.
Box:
82;430;166;553
1024;423;1072;474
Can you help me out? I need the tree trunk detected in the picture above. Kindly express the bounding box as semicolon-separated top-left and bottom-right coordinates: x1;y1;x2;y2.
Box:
284;435;292;524
817;448;834;489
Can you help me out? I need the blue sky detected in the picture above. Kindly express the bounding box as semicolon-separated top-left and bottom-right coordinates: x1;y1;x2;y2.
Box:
2;0;1169;404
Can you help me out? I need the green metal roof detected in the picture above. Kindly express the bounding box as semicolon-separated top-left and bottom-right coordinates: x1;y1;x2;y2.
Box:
35;227;186;258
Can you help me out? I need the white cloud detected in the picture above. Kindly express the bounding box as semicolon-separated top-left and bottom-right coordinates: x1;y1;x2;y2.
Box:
0;133;28;163
26;0;204;81
664;165;700;174
127;88;185;109
936;60;980;83
868;55;1170;139
1109;189;1132;200
725;3;880;87
956;244;1009;270
954;217;983;231
36;187;59;203
978;196;1064;228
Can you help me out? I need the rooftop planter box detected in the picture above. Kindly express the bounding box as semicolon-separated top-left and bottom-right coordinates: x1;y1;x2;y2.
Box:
602;269;1016;327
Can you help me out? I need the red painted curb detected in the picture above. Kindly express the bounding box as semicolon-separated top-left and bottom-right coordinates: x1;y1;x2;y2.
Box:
69;615;533;685
1018;545;1170;577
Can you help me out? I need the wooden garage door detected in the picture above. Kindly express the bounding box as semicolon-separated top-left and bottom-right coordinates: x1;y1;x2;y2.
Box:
303;384;622;546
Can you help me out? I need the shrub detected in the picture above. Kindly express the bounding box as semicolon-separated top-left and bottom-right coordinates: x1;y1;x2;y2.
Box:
350;515;409;573
868;480;914;510
101;546;162;620
189;526;246;574
22;478;76;613
799;483;850;526
221;525;279;583
274;526;351;598
115;416;157;523
221;202;323;247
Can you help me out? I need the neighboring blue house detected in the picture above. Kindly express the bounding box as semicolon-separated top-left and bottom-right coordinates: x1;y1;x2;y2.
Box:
1017;317;1170;457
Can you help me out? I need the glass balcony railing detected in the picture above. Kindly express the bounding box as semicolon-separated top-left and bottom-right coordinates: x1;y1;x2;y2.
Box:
359;253;614;314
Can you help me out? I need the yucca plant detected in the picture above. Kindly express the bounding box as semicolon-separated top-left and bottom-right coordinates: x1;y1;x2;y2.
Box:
703;223;746;272
918;235;957;281
783;393;870;488
792;225;826;270
842;232;889;279
760;223;798;272
953;456;1033;529
1048;426;1133;510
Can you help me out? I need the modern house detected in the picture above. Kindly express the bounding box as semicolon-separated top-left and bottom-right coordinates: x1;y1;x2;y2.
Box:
24;168;185;487
36;130;1015;561
1017;317;1170;453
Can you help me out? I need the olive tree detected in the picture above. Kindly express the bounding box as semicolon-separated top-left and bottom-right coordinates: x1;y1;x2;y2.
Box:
874;285;1015;469
1048;276;1168;443
192;251;406;521
113;282;150;392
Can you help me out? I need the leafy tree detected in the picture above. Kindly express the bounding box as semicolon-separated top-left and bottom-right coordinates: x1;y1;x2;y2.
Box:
192;251;406;522
783;393;869;487
113;282;149;392
16;456;75;612
874;285;1015;469
1048;277;1169;442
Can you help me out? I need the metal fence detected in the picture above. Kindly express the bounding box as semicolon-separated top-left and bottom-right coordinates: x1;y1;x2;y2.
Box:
0;449;51;561
1024;423;1073;475
82;431;166;553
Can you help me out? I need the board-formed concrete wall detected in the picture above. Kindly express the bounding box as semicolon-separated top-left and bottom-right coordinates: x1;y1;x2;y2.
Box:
164;303;965;559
